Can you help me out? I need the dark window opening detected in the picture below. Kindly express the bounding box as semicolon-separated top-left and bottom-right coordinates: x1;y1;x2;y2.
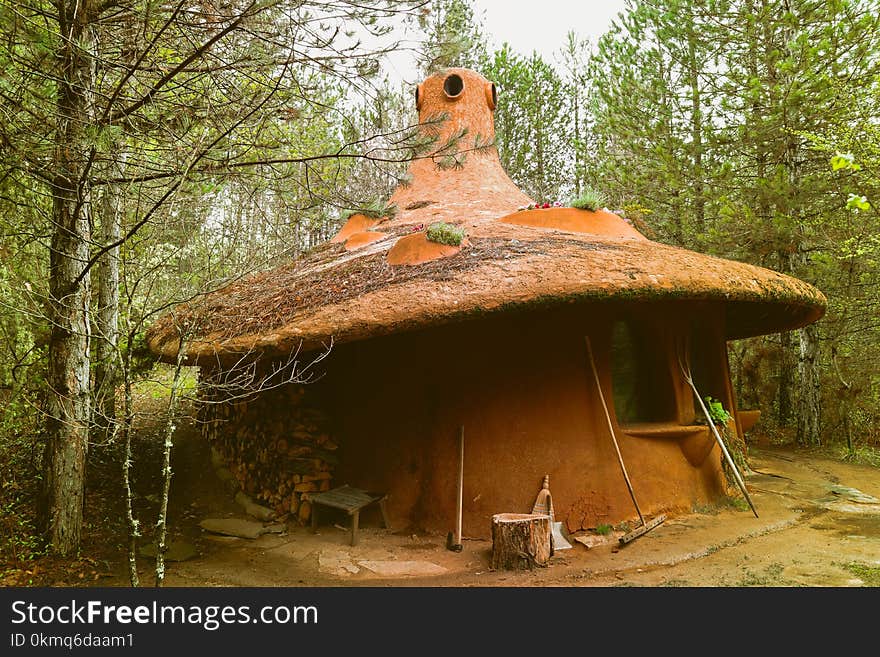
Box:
688;323;728;424
610;320;676;425
444;73;464;98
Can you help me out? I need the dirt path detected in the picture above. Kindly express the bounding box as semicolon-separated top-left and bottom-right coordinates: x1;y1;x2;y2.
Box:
150;425;880;588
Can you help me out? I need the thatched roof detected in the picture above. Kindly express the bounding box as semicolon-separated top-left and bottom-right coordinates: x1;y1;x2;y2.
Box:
146;68;826;365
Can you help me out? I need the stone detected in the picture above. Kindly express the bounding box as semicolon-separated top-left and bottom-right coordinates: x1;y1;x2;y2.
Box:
357;560;448;577
573;533;621;549
318;552;360;576
199;518;267;539
234;491;276;521
829;485;880;504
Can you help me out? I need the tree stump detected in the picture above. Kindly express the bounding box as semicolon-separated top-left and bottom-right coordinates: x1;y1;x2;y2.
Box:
490;513;552;570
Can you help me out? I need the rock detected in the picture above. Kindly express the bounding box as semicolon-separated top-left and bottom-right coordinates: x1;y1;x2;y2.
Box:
830;485;880;504
139;540;198;562
318;552;360;576
234;491;276;521
199;518;267;539
572;533;621;549
357;560;447;577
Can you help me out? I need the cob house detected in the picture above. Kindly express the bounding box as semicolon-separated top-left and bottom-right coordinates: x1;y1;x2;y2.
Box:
146;68;827;539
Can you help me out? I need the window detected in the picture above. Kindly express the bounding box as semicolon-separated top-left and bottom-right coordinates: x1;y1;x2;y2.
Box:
610;319;676;425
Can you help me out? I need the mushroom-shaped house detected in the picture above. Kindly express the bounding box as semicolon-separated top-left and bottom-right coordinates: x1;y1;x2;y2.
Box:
146;68;826;537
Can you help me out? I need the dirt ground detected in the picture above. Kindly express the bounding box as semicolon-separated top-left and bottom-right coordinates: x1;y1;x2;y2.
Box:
136;420;880;588
5;405;878;589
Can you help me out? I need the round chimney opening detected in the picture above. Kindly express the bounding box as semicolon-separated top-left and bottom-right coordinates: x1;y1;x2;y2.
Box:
487;82;497;110
443;73;464;99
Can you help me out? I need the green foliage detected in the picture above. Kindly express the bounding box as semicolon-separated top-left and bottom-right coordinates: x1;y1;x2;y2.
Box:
846;193;871;212
426;222;466;246
570;188;607;211
705;396;733;425
831;152;861;172
342;200;398;221
595;523;613;536
417;0;487;74
842;562;880;586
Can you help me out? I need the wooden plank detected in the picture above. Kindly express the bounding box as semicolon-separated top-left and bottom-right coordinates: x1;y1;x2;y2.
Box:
306;485;382;513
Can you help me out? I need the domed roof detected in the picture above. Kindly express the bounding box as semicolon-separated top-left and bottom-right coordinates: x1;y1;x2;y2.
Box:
146;68;825;364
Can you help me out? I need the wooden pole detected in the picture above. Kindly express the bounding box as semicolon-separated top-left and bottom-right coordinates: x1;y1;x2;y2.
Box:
678;347;758;518
585;336;645;527
455;425;464;545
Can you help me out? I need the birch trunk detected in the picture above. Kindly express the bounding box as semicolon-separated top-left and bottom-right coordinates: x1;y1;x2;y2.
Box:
93;160;123;444
796;323;822;445
155;332;189;587
121;326;140;586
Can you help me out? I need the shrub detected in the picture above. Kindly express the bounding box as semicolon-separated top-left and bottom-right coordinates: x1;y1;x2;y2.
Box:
426;222;466;246
569;187;607;212
704;396;733;425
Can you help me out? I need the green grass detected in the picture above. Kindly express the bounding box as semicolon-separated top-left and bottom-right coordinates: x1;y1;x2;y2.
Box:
842;562;880;586
135;365;198;400
426;222;466;246
569;187;607;212
595;523;613;535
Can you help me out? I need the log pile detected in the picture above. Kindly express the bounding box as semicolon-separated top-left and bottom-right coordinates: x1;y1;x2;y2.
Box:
197;379;336;524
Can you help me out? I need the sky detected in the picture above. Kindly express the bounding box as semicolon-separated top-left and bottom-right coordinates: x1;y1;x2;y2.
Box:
382;1;630;83
471;0;629;63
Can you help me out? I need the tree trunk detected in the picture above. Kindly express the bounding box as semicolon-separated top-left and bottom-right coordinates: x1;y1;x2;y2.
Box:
796;322;822;445
777;330;793;427
490;513;552;570
41;2;96;555
92;157;123;444
155;331;189;587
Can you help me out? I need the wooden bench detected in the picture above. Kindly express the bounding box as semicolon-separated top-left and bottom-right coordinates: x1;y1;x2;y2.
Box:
306;485;390;546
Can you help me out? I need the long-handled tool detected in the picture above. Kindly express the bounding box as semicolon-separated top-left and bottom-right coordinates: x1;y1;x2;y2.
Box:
676;340;758;518
447;425;464;552
585;336;665;544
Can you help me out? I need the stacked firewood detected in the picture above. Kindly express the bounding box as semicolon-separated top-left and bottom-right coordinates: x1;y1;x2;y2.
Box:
197;381;336;524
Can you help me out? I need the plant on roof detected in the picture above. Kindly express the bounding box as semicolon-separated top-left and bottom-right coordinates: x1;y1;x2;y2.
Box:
426;221;466;246
342;199;398;221
569;187;607;212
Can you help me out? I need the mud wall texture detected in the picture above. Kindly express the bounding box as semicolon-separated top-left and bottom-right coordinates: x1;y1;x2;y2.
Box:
319;301;735;539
